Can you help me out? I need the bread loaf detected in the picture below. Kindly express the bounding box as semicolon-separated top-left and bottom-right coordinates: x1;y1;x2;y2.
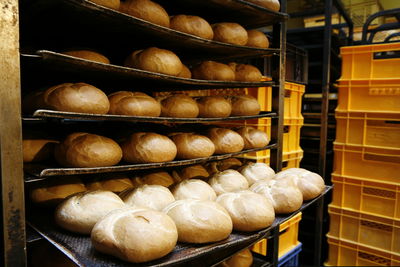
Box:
192;61;235;81
230;95;261;116
197;96;232;118
206;128;244;154
170;15;214;40
91;207;178;263
171;179;217;201
208;169;249;195
216;190;275;231
55;190;125;234
120;185;175;211
86;177;133;193
119;0;170;27
89;0;120;10
177;64;192;79
124;47;183;76
274;168;325;201
159;94;199;118
172;165;209;182
206;158;243;175
23;139;58;163
228;63;262;82
235;126;270;149
55;133;122;167
121;132;177;163
108;91;161;116
62;50;110;64
220;249;253;267
163;199;232;243
170;133;215;159
212;23;248;45
141;171;175;187
240;162;275;185
247;0;280;11
246;29;269;48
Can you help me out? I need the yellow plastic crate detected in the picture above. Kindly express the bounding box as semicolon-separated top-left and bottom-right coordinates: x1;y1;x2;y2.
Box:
333;142;400;185
242;149;303;171
325;235;400;266
337;79;400;113
340;42;400;81
251;212;302;258
335;111;400;150
328;205;400;255
331;173;400;221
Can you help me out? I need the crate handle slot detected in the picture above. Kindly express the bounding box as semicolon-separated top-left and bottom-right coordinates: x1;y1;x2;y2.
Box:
279;228;288;236
282;161;288;168
384;120;400;125
284;90;291;98
283;126;290;133
373;50;400;60
364;152;400;164
358;251;391;265
360;220;393;232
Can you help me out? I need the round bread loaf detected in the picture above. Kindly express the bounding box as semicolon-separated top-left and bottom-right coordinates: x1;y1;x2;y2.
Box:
220;249;253;267
42;83;110;114
246;29;269;48
54;133;122;168
62;50;110;64
240;162;275;185
275;168;325;201
228;63;262;82
170;133;215;159
230;95;261;116
89;0;120;10
91;207;178;263
208;169;249;195
216;190;275;231
173;165;209;182
192;61;235;81
55;190;125;234
120;185;175;211
250;177;303;214
177;64;192;79
206;158;243;175
159;94;199;118
23;139;59;163
30;177;86;207
235;126;270;149
212;23;248;45
206;128;244;154
247;0;280;11
119;0;170;27
124;47;183;76
86;177;133;193
108;91;161;116
121;132;177;163
171;179;217;201
163;199;232;243
170;15;214;40
197;96;232;118
141;171;175;187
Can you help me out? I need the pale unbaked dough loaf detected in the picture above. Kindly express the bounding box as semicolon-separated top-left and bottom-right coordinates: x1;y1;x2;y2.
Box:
208;169;249;195
171;179;217;201
119;0;170;27
240;162;275;185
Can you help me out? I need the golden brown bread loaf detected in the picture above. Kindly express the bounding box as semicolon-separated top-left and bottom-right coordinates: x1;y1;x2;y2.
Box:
228;63;263;82
23;139;59;163
212;23;248;45
240;162;275;185
177;64;192;79
89;0;120;10
220;249;253;267
54;133;122;168
62;50;110;64
171;179;217;201
30;177;87;207
216;190;275;231
192;61;236;81
235;126;270;149
170;15;214;40
121;132;177;163
55;190;126;234
163;199;233;243
208;169;249;195
246;29;269;48
120;185;175;211
172;165;210;182
86;176;133;193
119;0;170;27
206;128;244;154
124;47;183;76
141;171;175;187
170;133;215;159
159;94;199;118
230;95;261;116
108;91;161;116
274;168;325;201
91;207;178;263
196;96;232;118
247;0;280;11
206;158;243;176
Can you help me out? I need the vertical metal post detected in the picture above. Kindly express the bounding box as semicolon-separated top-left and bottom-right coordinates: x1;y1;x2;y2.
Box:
265;226;280;267
314;196;325;266
0;1;26;266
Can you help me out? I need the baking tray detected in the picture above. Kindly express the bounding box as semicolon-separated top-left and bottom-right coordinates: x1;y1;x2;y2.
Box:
27;186;331;267
24;144;277;179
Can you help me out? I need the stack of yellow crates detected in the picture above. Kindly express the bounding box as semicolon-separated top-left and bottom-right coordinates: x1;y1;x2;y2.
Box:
326;43;400;266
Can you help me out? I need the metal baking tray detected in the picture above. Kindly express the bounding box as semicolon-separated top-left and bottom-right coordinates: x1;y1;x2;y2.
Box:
27;186;331;267
24;144;277;179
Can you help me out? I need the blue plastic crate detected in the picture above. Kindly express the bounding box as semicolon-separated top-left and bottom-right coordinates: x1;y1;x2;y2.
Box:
278;243;302;267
